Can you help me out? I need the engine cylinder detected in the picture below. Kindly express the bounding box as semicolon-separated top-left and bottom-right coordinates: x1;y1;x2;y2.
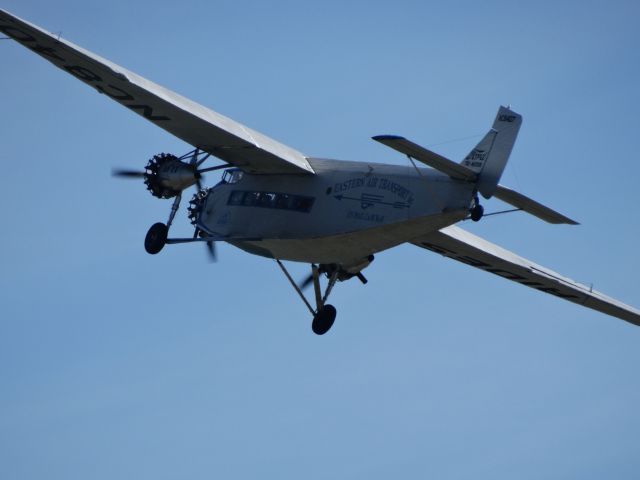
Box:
188;188;212;226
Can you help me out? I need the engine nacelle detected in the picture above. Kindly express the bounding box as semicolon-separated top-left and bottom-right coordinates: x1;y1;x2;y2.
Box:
144;153;199;199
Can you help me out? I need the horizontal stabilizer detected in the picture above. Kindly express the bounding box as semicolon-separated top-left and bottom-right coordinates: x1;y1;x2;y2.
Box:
413;226;640;327
494;185;578;225
372;135;478;182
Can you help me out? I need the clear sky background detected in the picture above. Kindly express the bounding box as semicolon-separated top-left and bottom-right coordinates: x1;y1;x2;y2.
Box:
1;1;639;478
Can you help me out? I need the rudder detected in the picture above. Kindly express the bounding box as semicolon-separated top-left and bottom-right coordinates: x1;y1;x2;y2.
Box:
461;106;522;199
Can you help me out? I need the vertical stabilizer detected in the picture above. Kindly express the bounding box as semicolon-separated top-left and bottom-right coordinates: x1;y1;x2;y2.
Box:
461;106;522;199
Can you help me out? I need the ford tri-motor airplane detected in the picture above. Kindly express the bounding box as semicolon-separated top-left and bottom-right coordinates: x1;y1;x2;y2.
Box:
2;9;639;334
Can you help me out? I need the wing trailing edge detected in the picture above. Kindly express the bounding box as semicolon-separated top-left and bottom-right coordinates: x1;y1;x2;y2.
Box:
413;226;640;327
0;9;314;175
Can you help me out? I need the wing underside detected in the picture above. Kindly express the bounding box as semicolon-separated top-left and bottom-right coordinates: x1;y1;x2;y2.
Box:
413;226;640;327
0;9;314;175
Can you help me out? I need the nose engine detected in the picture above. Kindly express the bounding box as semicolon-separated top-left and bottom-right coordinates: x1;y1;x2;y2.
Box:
187;187;212;227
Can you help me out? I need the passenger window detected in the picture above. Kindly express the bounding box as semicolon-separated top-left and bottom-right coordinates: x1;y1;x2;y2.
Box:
227;190;315;213
222;169;244;184
292;196;314;212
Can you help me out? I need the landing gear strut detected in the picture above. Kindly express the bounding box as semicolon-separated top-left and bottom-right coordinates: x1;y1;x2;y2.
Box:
144;192;181;255
276;260;341;335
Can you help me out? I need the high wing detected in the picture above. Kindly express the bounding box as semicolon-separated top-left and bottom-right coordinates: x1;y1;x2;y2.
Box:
0;9;314;175
413;225;640;327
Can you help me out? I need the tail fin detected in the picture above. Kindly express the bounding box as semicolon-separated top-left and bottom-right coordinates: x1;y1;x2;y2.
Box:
461;106;522;199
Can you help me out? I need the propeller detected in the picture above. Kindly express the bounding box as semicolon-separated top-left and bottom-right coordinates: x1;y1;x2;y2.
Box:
112;168;145;178
299;273;314;291
299;264;328;290
192;226;217;263
206;239;217;262
299;264;369;289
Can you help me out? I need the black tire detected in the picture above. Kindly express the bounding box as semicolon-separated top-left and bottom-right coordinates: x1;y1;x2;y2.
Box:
144;222;168;254
312;304;337;335
471;204;484;222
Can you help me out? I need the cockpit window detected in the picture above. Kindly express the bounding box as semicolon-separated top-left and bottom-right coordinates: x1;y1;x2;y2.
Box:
222;169;244;184
227;190;315;213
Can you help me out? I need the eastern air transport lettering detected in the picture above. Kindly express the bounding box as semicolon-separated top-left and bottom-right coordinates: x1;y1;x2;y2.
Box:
333;176;414;205
334;178;364;193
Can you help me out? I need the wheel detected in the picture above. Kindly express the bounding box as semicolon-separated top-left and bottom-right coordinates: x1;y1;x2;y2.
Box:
470;204;484;222
312;304;337;335
144;222;168;254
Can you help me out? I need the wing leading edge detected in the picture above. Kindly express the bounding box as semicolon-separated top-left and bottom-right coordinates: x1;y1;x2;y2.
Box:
413;226;640;327
0;9;314;175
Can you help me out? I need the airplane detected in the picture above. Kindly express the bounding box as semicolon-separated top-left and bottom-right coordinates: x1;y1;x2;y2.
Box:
2;9;639;335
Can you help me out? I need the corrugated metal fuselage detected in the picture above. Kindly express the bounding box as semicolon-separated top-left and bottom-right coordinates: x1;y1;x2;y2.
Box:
196;158;475;267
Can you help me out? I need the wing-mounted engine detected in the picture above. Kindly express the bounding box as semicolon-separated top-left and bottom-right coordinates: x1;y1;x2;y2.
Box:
143;153;198;199
114;150;205;198
113;148;228;199
112;148;228;257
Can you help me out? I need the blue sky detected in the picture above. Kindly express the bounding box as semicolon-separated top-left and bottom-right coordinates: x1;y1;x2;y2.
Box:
1;1;640;478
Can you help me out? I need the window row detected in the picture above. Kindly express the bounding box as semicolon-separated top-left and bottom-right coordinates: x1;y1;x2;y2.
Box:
227;190;315;213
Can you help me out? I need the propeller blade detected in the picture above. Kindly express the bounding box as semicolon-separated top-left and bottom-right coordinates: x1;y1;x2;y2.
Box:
112;168;145;178
206;240;217;262
299;273;314;291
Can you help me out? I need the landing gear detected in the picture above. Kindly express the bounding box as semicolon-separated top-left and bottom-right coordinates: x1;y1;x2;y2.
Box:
143;188;217;257
470;203;484;222
470;194;484;222
144;191;181;255
275;258;374;335
276;259;345;335
145;222;168;254
312;305;337;335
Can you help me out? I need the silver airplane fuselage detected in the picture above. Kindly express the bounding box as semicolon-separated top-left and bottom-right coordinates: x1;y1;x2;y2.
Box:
196;158;475;268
